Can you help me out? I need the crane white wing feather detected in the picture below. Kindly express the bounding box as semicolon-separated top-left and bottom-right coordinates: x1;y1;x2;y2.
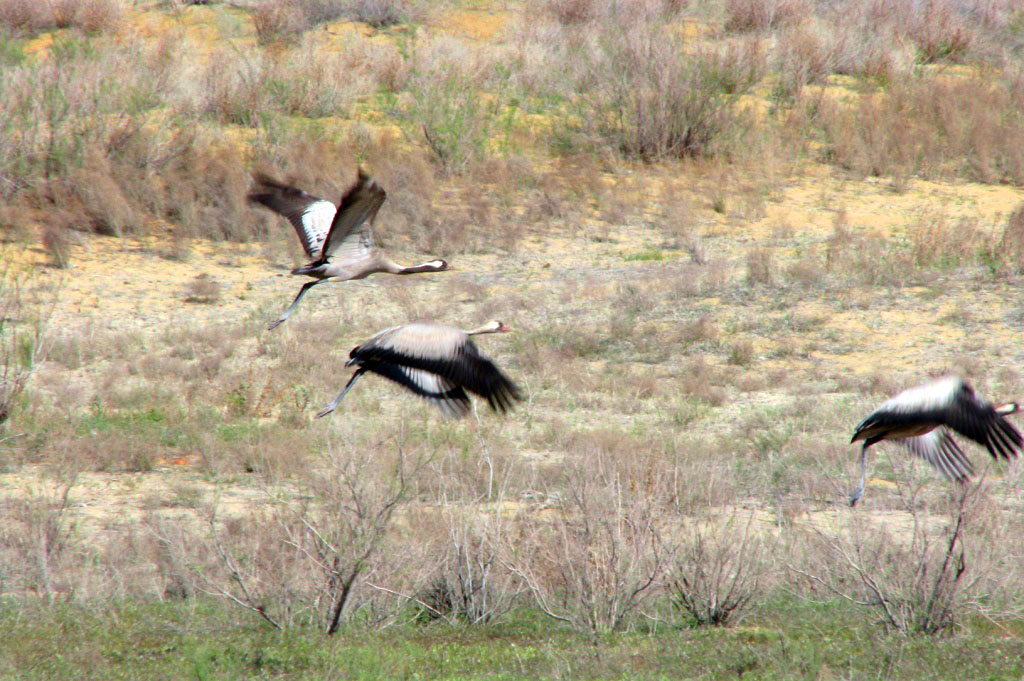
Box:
899;428;974;482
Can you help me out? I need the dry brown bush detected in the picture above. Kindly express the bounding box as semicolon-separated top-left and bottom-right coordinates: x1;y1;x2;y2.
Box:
252;0;426;37
40;223;72;269
774;24;833;100
904;0;972;64
807;76;1024;184
0;38;265;243
541;0;598;25
723;0;804;33
252;2;305;44
503;451;677;633
908;211;984;270
411;508;523;625
403;36;503;176
0;266;53;432
680;356;729;406
745;247;774;286
184;273;222;304
194;443;422;632
680;314;720;346
535;9;754;161
669;511;771;627
997;203;1024;274
825;219;911;288
728;340;755;367
0;0;121;34
791;482;1013;635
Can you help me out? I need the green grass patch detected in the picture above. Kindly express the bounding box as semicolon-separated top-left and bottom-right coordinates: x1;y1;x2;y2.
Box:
624;250;669;262
2;597;1024;680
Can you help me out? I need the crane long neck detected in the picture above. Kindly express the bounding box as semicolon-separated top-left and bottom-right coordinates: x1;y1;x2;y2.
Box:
393;259;444;274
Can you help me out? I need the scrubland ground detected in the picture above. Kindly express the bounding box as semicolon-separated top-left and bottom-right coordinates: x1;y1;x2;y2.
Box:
3;0;1024;678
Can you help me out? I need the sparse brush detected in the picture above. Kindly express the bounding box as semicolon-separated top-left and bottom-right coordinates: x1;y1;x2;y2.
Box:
40;224;72;269
0;0;121;35
745;247;774;286
184;274;221;304
908;211;984;270
774;24;833;101
825;220;910;288
680;356;728;406
502;452;677;633
193;444;423;632
669;512;769;627
728;340;755;367
0;265;54;430
996;203;1024;274
906;0;971;64
723;0;804;33
807;76;1024;185
413;510;522;625
680;314;720;346
791;482;998;635
546;12;753;161
0;472;79;601
540;0;598;25
785;251;825;287
406;43;501;176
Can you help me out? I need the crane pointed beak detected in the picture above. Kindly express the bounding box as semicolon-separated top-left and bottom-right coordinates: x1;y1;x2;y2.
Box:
996;402;1021;416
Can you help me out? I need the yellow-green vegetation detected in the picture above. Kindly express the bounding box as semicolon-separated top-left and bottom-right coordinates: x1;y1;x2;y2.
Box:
3;0;1024;678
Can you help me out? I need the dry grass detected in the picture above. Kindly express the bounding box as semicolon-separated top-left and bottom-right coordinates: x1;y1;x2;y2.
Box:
252;0;428;41
0;0;122;35
723;0;804;33
805;76;1024;184
997;203;1024;274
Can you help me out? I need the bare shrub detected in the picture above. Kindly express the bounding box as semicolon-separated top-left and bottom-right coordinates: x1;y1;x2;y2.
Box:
680;356;728;406
184;274;221;304
906;0;971;64
908;211;984;270
807;76;1024;184
785;250;825;287
252;0;424;37
791;483;992;635
825;219;910;288
413;509;522;625
724;0;804;33
774;24;833;100
0;472;77;601
0;265;53;432
728;339;755;367
542;0;598;25
194;443;419;633
252;3;306;44
0;37;268;242
345;0;418;27
40;224;72;269
996;203;1024;274
0;0;121;34
669;512;769;627
680;314;719;346
745;247;774;286
555;14;753;160
502;452;676;633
